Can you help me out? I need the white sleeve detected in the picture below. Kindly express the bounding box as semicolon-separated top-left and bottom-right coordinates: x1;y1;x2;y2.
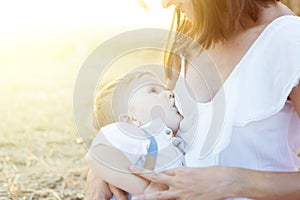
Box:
89;122;150;165
234;17;300;126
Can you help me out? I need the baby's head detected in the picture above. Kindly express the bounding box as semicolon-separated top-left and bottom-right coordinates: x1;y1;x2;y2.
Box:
94;70;183;132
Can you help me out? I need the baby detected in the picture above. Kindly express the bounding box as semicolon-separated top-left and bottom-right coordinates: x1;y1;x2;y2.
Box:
86;70;192;199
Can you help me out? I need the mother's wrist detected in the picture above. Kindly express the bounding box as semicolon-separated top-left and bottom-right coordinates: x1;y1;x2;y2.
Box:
226;167;268;199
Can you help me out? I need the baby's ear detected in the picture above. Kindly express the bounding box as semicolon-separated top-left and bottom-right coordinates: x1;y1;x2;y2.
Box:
119;113;131;123
119;114;140;127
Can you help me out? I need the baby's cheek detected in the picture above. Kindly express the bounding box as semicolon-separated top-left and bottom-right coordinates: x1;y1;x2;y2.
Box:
165;115;180;132
150;105;167;121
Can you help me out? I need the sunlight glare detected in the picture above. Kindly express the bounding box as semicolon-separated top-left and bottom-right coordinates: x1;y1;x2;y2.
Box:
0;0;173;29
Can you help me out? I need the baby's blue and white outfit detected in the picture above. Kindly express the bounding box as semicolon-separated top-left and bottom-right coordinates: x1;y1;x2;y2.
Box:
88;118;191;200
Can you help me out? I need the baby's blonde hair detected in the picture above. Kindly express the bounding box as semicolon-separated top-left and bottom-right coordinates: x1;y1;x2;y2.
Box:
94;70;159;130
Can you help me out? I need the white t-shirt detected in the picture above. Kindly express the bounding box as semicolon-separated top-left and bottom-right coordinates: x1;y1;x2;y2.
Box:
174;15;300;172
88;118;186;172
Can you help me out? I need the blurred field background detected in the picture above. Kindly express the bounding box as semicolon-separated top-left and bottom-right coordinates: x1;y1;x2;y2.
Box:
0;0;172;199
0;0;299;199
282;0;300;15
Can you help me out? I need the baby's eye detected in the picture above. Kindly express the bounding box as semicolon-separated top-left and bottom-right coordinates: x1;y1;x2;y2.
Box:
149;87;158;94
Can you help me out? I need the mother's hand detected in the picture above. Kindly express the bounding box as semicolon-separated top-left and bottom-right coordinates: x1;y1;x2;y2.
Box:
129;165;243;200
86;169;128;200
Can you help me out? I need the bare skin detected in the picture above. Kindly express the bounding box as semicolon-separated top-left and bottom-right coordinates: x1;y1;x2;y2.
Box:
290;85;300;118
86;169;113;200
130;165;300;200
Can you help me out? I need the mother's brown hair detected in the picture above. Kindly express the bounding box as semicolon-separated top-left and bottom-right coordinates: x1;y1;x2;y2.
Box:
164;0;279;81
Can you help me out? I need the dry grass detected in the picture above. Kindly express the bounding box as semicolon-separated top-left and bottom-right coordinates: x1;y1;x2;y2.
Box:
0;63;89;199
0;29;95;199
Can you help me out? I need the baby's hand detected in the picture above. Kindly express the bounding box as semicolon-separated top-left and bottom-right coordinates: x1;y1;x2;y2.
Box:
86;169;112;200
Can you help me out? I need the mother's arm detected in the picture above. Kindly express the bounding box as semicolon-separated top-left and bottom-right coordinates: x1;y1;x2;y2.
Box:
85;169;129;200
85;169;113;200
290;82;300;117
130;166;300;200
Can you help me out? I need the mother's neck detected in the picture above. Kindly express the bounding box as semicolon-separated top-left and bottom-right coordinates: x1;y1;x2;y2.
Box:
225;2;294;41
256;2;294;26
248;2;293;29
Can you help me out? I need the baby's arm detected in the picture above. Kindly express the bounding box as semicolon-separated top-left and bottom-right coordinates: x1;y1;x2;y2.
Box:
86;144;151;195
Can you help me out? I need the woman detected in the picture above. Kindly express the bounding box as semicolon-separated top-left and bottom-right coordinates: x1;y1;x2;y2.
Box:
88;0;300;199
